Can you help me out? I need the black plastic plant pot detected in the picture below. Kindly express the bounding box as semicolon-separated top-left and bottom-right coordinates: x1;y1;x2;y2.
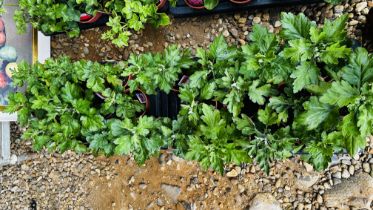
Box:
80;12;103;24
184;0;205;9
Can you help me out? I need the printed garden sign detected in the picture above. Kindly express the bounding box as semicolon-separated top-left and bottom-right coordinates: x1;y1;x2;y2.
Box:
0;0;37;164
0;0;37;108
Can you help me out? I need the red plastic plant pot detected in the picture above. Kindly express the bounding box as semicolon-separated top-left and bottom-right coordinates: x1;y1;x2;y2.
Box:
229;0;251;4
184;0;205;9
157;0;168;10
80;12;103;24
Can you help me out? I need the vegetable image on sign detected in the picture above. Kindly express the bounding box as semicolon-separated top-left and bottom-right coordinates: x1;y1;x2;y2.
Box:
0;16;17;106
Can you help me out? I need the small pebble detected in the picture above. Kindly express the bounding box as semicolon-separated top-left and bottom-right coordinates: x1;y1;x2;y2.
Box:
253;17;261;24
363;163;370;173
341;169;350;178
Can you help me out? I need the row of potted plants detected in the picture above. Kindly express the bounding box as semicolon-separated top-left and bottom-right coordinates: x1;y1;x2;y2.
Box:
10;0;172;48
6;12;372;174
2;0;343;48
185;0;343;10
184;0;251;10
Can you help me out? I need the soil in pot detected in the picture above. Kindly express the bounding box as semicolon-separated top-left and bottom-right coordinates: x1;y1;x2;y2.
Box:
229;0;251;5
184;0;205;9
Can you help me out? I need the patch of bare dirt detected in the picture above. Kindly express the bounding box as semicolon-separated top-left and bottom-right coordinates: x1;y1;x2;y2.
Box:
85;153;316;210
87;154;258;209
51;16;216;62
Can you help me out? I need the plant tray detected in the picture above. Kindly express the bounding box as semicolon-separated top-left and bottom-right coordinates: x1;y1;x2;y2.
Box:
169;0;322;17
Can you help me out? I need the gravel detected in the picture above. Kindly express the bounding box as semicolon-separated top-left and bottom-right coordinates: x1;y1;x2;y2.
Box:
0;150;115;209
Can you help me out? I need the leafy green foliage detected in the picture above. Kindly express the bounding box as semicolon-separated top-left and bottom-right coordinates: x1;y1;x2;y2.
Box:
6;12;373;175
6;57;148;157
112;117;171;163
16;0;81;36
183;104;251;174
323;0;343;5
290;62;319;93
123;45;193;94
14;0;170;47
102;0;170;47
175;13;371;173
204;0;219;10
234;114;295;174
281;12;316;39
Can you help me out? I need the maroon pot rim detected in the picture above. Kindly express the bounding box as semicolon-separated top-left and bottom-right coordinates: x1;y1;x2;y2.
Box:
172;75;189;93
80;12;103;24
157;0;168;10
95;92;106;100
124;88;150;116
123;74;133;89
184;0;205;9
137;89;150;116
229;0;251;4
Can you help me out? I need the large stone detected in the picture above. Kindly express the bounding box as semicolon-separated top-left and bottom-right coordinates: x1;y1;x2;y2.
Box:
226;169;239;178
161;183;181;203
247;193;282;210
295;172;320;191
323;173;373;209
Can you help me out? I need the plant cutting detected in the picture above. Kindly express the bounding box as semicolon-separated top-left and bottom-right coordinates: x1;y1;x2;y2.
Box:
122;45;194;95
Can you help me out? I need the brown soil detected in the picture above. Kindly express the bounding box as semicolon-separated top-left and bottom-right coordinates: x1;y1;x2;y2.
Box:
51;16;216;62
86;153;308;210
